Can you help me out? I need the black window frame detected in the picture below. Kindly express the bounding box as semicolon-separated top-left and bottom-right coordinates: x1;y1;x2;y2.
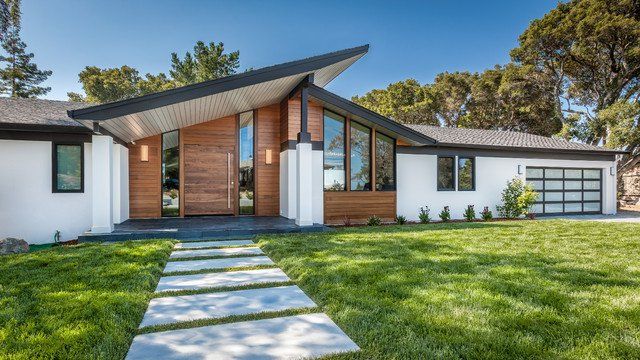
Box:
349;120;372;191
52;142;84;193
457;156;476;191
323;109;347;192
375;131;396;191
437;156;456;191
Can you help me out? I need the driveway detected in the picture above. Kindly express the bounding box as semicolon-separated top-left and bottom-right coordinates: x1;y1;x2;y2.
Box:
544;210;640;223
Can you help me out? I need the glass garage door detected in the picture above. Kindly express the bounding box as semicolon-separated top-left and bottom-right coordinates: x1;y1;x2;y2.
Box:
525;167;602;215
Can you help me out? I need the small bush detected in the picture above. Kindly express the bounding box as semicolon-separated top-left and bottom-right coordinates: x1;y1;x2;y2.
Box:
343;214;352;227
367;215;382;226
439;206;451;222
463;205;476;221
418;206;431;224
395;215;407;225
496;177;538;218
481;206;493;221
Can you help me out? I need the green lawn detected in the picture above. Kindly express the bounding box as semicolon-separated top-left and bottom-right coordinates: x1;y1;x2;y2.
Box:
0;240;173;360
258;220;640;359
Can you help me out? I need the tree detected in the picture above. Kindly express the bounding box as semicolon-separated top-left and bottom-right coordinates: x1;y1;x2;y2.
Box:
0;0;19;40
170;41;239;86
511;0;640;145
0;29;52;97
70;40;240;102
431;71;475;127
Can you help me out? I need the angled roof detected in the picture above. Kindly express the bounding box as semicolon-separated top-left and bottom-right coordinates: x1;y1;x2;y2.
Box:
0;97;90;132
307;85;436;145
68;45;370;143
408;124;625;154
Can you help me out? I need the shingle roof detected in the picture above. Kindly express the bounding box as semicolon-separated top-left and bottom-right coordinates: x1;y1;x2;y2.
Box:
407;124;622;153
0;97;88;129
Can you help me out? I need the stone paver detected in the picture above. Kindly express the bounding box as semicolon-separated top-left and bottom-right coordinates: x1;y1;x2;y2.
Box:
163;256;274;273
140;285;316;328
127;313;359;360
175;240;255;249
155;268;291;293
170;247;264;259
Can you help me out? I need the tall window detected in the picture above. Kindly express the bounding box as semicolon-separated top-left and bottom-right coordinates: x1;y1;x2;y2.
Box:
239;111;254;215
162;131;180;217
375;132;395;191
437;156;455;191
458;157;475;191
323;110;346;191
52;143;83;192
350;121;371;191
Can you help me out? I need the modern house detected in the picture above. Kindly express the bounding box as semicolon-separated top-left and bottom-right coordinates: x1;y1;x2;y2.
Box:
0;45;624;244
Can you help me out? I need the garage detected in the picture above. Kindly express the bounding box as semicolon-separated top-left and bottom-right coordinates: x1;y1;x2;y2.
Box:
526;167;602;215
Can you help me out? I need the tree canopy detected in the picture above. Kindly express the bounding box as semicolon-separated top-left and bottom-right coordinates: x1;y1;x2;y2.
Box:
68;40;240;103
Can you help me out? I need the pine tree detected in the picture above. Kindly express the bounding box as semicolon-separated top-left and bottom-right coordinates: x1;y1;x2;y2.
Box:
0;27;51;97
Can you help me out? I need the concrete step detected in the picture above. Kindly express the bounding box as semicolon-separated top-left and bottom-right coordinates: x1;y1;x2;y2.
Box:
155;268;291;293
163;256;274;273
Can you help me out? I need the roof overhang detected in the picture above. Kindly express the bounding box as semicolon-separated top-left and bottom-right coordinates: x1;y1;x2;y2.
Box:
307;84;437;146
68;45;369;143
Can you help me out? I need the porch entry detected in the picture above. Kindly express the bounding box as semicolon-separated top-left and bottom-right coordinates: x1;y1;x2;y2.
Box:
162;111;255;217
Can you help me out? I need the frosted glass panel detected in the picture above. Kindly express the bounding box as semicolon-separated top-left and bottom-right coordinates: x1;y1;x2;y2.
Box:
564;169;582;178
584;181;600;190
565;181;582;190
564;192;582;201
545;169;563;178
527;180;543;190
544;192;563;201
545;203;563;213
583;202;600;212
530;203;543;214
526;168;543;178
545;180;563;190
583;169;601;179
584;192;600;201
564;203;582;212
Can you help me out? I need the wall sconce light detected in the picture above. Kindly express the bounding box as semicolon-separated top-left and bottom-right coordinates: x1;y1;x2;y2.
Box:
517;165;523;175
265;149;272;165
610;166;615;176
140;145;149;162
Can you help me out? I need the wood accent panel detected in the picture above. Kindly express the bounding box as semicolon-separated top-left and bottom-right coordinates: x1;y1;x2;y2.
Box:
128;135;161;218
279;98;289;144
324;191;396;224
256;104;280;216
397;139;411;147
283;97;323;141
181;116;237;215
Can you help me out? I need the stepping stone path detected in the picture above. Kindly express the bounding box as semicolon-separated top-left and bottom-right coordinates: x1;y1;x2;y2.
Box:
126;237;358;360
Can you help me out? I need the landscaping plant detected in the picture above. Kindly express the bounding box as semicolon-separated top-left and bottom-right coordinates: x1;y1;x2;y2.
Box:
342;214;352;227
438;206;451;222
481;206;493;221
463;205;476;221
418;206;431;224
496;177;538;218
367;215;382;226
395;215;407;225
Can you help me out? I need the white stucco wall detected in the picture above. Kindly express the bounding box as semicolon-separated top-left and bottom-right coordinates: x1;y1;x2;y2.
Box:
397;153;617;221
112;144;129;224
0;140;93;244
279;148;323;224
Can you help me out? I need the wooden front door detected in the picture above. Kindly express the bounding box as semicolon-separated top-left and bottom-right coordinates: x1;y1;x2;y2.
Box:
182;116;237;216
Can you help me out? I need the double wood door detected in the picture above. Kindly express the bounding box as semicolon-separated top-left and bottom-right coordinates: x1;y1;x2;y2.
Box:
182;116;237;215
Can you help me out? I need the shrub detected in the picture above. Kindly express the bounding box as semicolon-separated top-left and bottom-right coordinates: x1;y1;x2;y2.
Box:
367;215;382;226
439;206;451;222
481;206;493;221
463;205;476;222
343;214;352;227
496;177;538;218
395;215;407;225
418;206;431;224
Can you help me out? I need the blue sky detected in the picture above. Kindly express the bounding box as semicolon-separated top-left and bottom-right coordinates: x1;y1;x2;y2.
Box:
20;0;558;101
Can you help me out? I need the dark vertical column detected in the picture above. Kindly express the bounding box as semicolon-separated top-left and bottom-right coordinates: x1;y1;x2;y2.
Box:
297;74;313;144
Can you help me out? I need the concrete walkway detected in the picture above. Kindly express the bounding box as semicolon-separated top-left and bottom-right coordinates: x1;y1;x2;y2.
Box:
126;237;358;359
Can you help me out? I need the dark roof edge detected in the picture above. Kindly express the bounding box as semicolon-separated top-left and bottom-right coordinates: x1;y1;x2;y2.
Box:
433;141;629;156
0;123;92;133
307;84;437;145
68;45;370;121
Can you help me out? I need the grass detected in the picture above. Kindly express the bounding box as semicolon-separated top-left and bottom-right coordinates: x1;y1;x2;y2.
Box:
0;240;173;360
258;220;640;360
